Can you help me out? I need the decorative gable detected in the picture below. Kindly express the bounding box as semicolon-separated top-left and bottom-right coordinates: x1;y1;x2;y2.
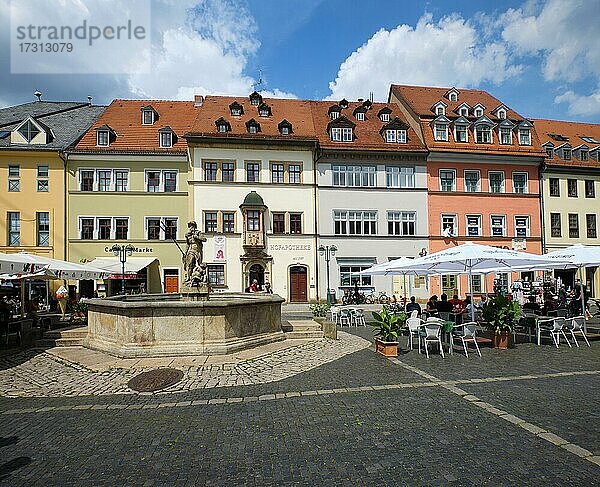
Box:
328;104;342;120
455;103;471;117
379;117;409;133
353;105;367;121
473;115;495;127
257;102;272;117
245;118;261;134
215;117;231;133
377;107;392;122
12;116;49;145
492;104;508;120
445;88;459;101
432;101;447;116
473;104;486;117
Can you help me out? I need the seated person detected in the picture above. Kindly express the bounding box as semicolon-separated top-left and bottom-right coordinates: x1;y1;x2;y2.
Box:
462;296;475;316
25;297;41;325
522;296;541;315
477;295;488;309
542;293;557;315
449;294;465;311
405;296;421;315
425;295;438;315
437;293;454;313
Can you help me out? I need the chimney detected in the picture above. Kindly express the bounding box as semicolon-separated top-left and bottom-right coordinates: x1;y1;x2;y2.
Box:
34;90;42;101
194;95;204;107
87;96;92;105
357;98;364;102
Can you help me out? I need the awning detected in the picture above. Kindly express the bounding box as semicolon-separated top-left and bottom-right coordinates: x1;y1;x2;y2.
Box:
89;257;158;278
0;252;109;279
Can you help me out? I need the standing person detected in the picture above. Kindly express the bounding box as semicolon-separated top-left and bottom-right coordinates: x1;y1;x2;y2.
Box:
264;282;273;294
249;279;259;293
437;294;453;312
512;279;524;304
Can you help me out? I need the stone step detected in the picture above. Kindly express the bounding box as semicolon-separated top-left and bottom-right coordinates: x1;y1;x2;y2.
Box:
36;337;87;347
37;326;88;347
284;330;324;340
44;328;88;340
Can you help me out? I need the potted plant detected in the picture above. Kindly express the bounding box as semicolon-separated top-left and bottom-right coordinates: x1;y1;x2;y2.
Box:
309;303;330;324
372;307;406;357
482;294;521;349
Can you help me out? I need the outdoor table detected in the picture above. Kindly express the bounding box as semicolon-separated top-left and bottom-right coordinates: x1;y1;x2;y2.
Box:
38;312;64;331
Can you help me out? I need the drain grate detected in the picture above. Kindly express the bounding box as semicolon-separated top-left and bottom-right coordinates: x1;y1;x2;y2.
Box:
128;368;184;392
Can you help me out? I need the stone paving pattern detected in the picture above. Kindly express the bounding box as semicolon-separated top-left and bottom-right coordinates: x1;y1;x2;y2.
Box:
0;323;598;485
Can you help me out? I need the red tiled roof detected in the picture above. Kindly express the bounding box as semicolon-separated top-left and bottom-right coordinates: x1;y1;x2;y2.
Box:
533;118;600;169
75;100;198;153
390;84;545;157
310;100;426;152
187;96;317;142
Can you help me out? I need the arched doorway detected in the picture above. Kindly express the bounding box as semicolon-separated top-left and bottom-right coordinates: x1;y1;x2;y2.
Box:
289;266;308;302
248;263;265;290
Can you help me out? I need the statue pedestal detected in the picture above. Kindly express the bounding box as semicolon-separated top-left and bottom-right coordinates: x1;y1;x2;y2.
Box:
180;283;210;302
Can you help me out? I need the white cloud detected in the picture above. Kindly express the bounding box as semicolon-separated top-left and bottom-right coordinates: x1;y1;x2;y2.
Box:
327;13;522;101
500;0;600;115
555;89;600;117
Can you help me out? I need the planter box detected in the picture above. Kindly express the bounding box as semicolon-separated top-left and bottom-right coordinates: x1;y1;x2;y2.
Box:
491;331;511;349
375;338;399;357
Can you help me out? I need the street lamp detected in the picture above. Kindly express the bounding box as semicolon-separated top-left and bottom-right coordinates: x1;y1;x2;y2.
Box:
318;244;337;305
111;244;135;295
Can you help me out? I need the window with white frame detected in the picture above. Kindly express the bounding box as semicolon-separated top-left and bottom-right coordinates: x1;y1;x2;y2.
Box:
471;275;482;293
332;165;376;187
145;170;177;192
97;130;109;146
330;127;341;141
98;170;112;192
159;131;172;148
115;170;128;192
440;169;456;192
77;216;130;240
115;218;129;240
476;125;492;143
454;124;468;142
8;164;20;192
436;106;445;116
340;266;372;287
385;129;407;143
489;171;505;193
386;166;414;188
80;170;94;191
142;109;154;125
550;213;561;238
380;113;390;122
449;92;457;102
145;217;178;240
441;214;457;236
356;112;365;121
36;212;50;246
497;109;506;119
333;210;377;235
580;150;589;161
513;172;528;194
342;127;353;142
442;275;457;296
204;212;218;233
146;170;161;192
36;165;49;192
568;213;579;238
491;215;506;237
474;107;483;117
464;170;480;192
80;218;94;240
459;107;468;116
466;214;482;236
434;123;448;141
500;127;512;145
515;216;530;238
387;211;416;236
17;120;41;142
208;264;226;286
518;128;531;145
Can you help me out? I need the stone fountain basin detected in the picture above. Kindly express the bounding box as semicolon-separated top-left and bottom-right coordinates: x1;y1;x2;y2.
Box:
85;293;285;357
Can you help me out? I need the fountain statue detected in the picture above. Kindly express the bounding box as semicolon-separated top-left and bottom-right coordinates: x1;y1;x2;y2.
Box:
181;220;209;301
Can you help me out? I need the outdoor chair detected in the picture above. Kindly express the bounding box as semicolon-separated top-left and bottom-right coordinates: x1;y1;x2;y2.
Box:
353;308;366;327
329;306;340;325
452;322;481;358
438;311;451;322
538;317;571;348
564;315;590;347
422;323;444;359
406;316;424;351
555;308;568;318
409;310;419;319
339;308;351;327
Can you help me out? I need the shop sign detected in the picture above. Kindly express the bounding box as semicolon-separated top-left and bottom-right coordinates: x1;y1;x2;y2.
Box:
512;239;527;251
214;236;226;261
109;274;137;280
269;244;311;252
104;246;153;253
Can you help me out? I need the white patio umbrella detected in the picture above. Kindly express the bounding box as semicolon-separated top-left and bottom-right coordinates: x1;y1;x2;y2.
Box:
546;245;600;320
384;242;565;321
0;252;110;280
0;252;48;275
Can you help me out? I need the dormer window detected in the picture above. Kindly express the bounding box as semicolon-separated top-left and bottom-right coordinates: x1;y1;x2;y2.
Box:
353;106;367;121
330;127;353;142
258;103;271;117
159;127;174;148
385;129;407;143
433;102;447;116
246;119;260;134
97;130;109;146
378;107;392;122
497;109;506;120
436;106;444;115
249;91;263;106
500;127;513;145
17;119;41;142
356;112;365;121
330;111;339;120
278;119;293;135
434;123;448;141
545;146;554;158
449;92;457;102
474;107;483;117
518;128;531;145
215;117;231;133
563;148;572;160
476;125;492;144
580;149;589;161
141;106;157;125
460;108;468;116
229;101;244;116
454;124;468;143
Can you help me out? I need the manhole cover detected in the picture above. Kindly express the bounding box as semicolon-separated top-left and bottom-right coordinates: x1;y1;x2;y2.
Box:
128;368;184;392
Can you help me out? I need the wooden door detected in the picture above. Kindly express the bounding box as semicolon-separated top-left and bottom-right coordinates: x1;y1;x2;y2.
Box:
164;273;179;293
290;266;308;302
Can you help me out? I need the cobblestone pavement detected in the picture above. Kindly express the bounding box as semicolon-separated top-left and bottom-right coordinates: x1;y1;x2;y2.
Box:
0;326;598;485
0;332;369;397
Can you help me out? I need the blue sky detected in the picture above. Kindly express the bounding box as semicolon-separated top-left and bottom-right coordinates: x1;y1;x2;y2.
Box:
1;0;599;122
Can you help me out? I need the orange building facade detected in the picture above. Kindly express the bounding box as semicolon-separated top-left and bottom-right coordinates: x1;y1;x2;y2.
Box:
390;84;546;297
